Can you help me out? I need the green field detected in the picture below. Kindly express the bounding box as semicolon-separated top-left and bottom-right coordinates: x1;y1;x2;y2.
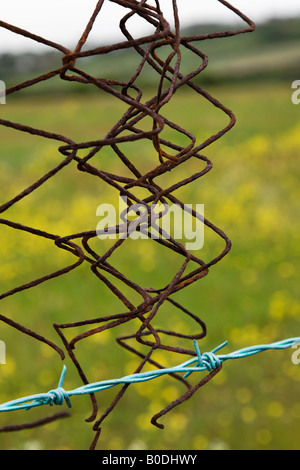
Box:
0;77;299;450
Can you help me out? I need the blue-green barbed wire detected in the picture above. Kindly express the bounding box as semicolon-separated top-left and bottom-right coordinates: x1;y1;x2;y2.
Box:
0;337;299;414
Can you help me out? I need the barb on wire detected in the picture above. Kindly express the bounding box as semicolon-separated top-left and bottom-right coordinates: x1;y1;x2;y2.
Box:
0;0;257;448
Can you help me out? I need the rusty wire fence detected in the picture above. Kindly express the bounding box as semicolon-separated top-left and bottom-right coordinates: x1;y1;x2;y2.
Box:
0;0;255;450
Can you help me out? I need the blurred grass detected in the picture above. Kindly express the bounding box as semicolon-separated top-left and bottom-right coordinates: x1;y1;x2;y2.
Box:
2;17;300;91
0;79;299;450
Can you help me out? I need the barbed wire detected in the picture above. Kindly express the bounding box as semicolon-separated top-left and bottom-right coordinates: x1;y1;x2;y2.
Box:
0;0;256;450
1;337;299;416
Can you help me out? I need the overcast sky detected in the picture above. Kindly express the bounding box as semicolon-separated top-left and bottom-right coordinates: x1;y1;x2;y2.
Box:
0;0;300;53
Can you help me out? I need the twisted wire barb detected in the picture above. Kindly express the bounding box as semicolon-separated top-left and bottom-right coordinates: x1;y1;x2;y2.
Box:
0;0;258;448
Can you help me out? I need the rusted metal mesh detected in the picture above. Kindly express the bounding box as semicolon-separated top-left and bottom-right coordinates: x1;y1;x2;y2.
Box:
0;0;255;450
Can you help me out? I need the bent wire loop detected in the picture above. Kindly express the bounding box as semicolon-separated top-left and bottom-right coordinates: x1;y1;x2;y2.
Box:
0;337;299;413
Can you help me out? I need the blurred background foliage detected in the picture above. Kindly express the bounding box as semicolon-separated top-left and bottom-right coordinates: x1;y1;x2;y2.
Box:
0;16;299;450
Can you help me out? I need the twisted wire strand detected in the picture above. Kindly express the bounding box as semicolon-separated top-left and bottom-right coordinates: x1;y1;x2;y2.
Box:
0;337;298;414
0;0;258;448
